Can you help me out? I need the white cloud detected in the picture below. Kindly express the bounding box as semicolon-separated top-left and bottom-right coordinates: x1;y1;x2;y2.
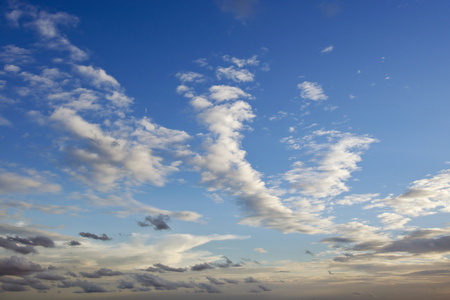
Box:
377;212;411;230
209;85;251;102
223;55;259;68
216;66;254;82
298;81;328;101
320;45;334;54
254;248;268;253
0;171;61;194
76;65;120;88
371;169;450;217
284;130;378;198
176;71;205;83
106;91;133;107
336;193;379;206
49;108;188;190
4;64;21;73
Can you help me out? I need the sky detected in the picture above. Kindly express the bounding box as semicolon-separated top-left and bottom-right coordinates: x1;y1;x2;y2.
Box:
1;0;450;299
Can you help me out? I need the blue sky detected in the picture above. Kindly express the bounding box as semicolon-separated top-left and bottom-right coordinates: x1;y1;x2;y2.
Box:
1;0;450;299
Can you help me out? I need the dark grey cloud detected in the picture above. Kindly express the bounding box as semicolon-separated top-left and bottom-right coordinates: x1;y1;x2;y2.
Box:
79;232;112;241
0;256;44;276
244;276;259;283
7;235;55;248
0;276;49;291
215;256;241;268
191;262;214;271
196;282;222;293
379;236;450;254
135;274;194;290
206;276;225;285
68;240;81;246
0;235;55;254
0;237;37;254
137;214;171;230
58;280;108;293
1;282;28;291
80;268;123;278
117;280;134;289
320;237;356;243
143;266;165;273
222;278;239;284
35;272;66;281
153;263;187;273
258;284;271;291
305;249;314;256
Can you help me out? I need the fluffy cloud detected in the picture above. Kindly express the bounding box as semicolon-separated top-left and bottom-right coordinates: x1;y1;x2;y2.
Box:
137;214;171;230
298;81;328;101
209;85;251;102
216;66;254;82
0;256;44;276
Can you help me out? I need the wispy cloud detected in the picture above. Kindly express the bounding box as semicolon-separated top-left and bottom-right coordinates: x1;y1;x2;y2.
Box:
298;81;328;101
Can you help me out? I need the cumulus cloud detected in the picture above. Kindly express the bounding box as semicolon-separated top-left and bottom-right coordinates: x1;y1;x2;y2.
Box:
137;214;171;230
75;65;119;88
176;71;205;83
0;235;54;255
196;282;222;293
191;263;215;271
223;55;259;68
216;66;254;82
377;212;411;230
298;81;328;101
254;248;267;253
153;263;187;273
79;232;112;241
209;85;251;102
58;280;108;293
135;273;194;290
0;256;44;276
244;276;259;283
80;268;123;278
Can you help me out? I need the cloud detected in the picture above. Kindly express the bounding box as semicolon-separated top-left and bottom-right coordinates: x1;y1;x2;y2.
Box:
176;71;205;83
191;263;215;271
377;212;411;230
35;272;67;281
75;65;120;88
297;81;328;101
336;193;379;206
153;263;187;273
206;276;225;285
58;280;108;293
9;5;88;61
137;214;171;230
80;268;123;278
196;282;222;293
0;171;61;194
223;55;259;68
209;85;251;102
79;232;112;241
370;169;450;217
244;276;259;283
254;248;267;253
0;256;44;277
135;274;194;290
222;278;239;284
258;284;271;291
217;0;260;22
379;235;450;254
216;66;255;82
117;280;134;289
0;235;55;255
284;130;377;198
321;45;334;54
69;240;81;246
0;45;34;64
